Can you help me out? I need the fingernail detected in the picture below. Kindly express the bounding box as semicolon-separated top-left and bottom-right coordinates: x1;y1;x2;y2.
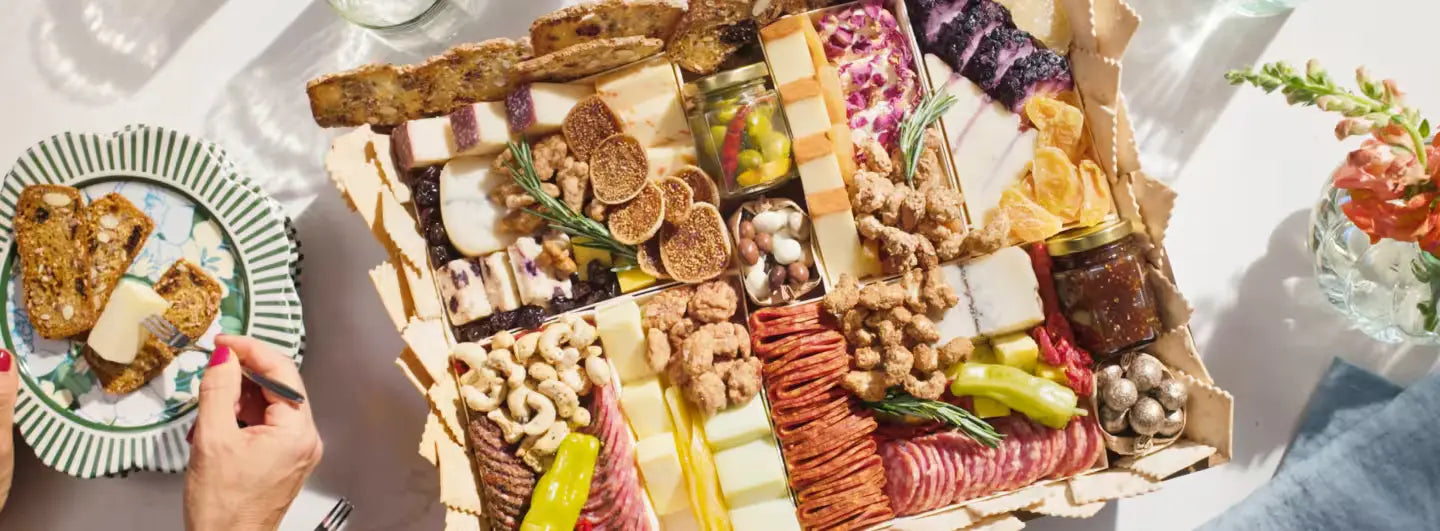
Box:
0;349;12;372
208;346;230;368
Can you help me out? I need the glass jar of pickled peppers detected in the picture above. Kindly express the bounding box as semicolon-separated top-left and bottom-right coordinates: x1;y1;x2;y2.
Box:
688;63;796;198
1046;219;1162;359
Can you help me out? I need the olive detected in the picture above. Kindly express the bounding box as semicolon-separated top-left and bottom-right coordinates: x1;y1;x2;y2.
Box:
709;125;729;150
738;239;760;265
739;220;756;239
746;113;773;139
414;180;439;207
768;264;788;287
787;262;810;285
760;133;792;162
714;104;738;123
738;149;764;171
755;232;773;253
425;223;449;245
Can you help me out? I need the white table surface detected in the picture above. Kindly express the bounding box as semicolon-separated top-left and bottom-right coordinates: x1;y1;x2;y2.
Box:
1;0;1437;529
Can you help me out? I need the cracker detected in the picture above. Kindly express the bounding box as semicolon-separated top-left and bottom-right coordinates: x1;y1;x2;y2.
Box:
1026;483;1108;518
368;132;409;204
1176;372;1234;462
1134;171;1176;247
667;0;753;74
420;412;444;467
325;127;388;233
379;188;428;272
400;258;444;321
369;261;411;332
1146;266;1192;332
437;437;483;514
1114;440;1216;481
1150;327;1213;384
529;0;684;56
1093;0;1140;60
1067;469;1159;505
403;318;452;384
512;36;665;83
1116;96;1141;174
966;483;1051;517
428;378;465;446
1058;0;1097;52
445;509;484;531
892;505;979;530
396;349;434;395
1080;99;1119;178
1069;47;1120;108
1108;172;1143;229
964;513;1025;531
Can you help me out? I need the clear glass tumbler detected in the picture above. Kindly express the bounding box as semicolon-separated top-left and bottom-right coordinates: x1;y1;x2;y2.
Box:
1231;0;1308;17
327;0;444;29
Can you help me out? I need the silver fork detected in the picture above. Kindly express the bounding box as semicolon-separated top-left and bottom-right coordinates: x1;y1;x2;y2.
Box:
315;497;354;531
142;315;307;404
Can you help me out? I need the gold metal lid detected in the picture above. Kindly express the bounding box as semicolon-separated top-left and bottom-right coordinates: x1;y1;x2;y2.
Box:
693;63;771;94
1045;218;1134;256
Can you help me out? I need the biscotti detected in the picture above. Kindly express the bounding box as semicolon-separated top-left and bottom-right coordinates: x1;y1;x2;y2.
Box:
85;193;154;312
14;185;97;338
86;260;221;394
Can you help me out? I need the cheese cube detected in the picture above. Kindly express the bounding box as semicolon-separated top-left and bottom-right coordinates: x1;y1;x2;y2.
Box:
714;437;789;508
435;258;493;326
811;212;879;284
993;332;1039;373
621;377;674;440
449;101;510;157
617;268;657;293
1035;362;1069;386
729;498;802;531
784;97;831;140
439;156;511;257
636;434;692;515
973;397;1012;418
797;153;845;194
87;280;171;365
647;145;698;180
596;57;678;112
507;83;594;136
392;116;457;169
571;238;612;281
703;395;771;451
764;32;816;86
965;247;1045;336
478;251;520;312
595;297;653;383
508;237;573;306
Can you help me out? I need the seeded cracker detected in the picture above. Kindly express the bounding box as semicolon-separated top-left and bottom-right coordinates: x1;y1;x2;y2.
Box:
511;36;665;84
85;193;153;312
88;260;220;394
529;0;684;56
14;185;97;339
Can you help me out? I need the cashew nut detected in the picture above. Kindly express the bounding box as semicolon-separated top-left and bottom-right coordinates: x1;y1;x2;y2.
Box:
458;364;498;387
491;330;516;350
452;343;488;371
532;421;570;456
569;406;591;428
528;361;558;382
585;356;612;387
559;366;586;394
515;333;540;362
522;392;557;436
586;345;603;358
508;384;536;422
538;323;573;364
562;315;597;349
486;348;525;388
462;379;504;412
558;347;581;368
538;379;580;420
487;409;525;444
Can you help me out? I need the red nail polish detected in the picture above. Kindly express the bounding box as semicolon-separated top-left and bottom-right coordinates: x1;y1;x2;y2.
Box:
0;349;12;372
208;346;230;368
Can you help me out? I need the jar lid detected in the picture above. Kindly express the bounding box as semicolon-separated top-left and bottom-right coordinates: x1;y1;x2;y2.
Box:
693;63;771;94
1046;218;1135;256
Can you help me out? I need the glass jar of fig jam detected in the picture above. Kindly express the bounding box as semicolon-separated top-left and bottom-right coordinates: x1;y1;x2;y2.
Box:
1046;219;1161;359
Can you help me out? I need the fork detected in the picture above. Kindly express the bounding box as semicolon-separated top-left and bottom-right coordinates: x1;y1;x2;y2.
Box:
315;497;354;531
142;315;307;404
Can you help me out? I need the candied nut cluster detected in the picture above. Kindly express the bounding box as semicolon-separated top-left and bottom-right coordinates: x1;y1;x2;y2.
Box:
850;133;969;274
824;269;964;401
640;280;758;415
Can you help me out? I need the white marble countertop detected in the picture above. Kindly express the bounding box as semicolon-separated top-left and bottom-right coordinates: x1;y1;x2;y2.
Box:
0;0;1435;529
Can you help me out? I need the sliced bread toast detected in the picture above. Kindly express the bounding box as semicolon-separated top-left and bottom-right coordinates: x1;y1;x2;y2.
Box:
14;185;97;338
85;260;221;394
85;193;154;312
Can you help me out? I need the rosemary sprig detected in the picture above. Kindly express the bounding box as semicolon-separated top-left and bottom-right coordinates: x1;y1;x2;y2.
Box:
504;140;637;264
862;390;1004;448
1226;60;1429;167
898;92;958;187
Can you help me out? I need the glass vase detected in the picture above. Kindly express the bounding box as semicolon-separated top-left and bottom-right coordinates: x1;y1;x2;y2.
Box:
1309;181;1440;344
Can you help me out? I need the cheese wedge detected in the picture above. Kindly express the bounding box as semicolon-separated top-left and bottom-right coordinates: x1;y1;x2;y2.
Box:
934;263;979;341
647;145;698;180
449;101;510;157
636;434;693;515
439;156;510;257
507;83;593;136
393;116;458;169
595;297;653;383
596;58;679;112
703;395;771;451
86;280;171;365
964;247;1045;336
714;437;789;508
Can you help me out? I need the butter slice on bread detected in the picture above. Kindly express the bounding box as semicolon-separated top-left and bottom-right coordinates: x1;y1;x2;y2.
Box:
85;193;154;312
86;260;221;394
14;185;98;338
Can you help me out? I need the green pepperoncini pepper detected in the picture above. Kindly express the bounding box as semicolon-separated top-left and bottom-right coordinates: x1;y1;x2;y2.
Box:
520;433;601;531
948;362;1088;429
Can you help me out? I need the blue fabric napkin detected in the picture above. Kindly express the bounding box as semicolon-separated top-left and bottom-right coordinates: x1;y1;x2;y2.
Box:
1201;358;1440;530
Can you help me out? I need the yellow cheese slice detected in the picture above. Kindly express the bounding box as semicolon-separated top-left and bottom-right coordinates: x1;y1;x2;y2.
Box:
637;434;694;515
805;187;852;218
702;395;771;451
86;280;171;365
797;153;845;194
595;297;654;383
621;377;675;440
763;32;815;87
714;437;789;509
812;212;879;283
729;498;801;531
779;78;822;105
784;96;832;140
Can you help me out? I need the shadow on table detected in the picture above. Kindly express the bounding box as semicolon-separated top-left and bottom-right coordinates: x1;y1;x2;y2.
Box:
1191;210;1439;485
26;0;218;106
1123;0;1290;181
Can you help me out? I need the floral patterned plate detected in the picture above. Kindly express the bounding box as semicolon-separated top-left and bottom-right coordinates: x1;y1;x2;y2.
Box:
0;125;303;477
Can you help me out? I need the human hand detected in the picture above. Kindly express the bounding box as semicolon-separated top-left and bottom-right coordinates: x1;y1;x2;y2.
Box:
0;349;16;514
184;336;322;531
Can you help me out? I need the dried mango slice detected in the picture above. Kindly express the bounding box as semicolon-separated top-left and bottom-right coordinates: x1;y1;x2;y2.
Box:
1077;160;1113;226
1001;186;1064;243
1032;147;1082;221
1027;96;1085;157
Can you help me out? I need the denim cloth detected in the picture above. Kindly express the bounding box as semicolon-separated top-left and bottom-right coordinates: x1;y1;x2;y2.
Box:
1201;358;1440;530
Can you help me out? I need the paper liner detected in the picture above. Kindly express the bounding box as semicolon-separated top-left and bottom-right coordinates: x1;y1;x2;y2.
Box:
404;318;453;385
966;484;1051;517
1116;96;1141;174
437;436;484;515
370;260;412;332
1025;484;1108;518
1146;266;1193;333
421;412;444;467
1092;0;1140;60
1059;0;1098;52
1070;47;1120;108
1080;99;1120;178
1066;469;1160;505
1114;440;1217;481
428;378;466;447
379;187;428;272
964;513;1026;531
1150;327;1213;385
891;507;980;530
444;509;485;531
1134;171;1177;248
1176;372;1234;462
325;126;387;235
396;349;434;396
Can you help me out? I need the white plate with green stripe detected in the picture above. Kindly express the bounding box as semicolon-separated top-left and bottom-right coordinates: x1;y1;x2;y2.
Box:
0;125;303;477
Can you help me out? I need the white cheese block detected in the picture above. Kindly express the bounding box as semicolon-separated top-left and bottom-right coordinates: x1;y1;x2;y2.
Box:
393;116;458;169
648;145;698;180
449;101;510;157
812;212;879;283
597;58;678;112
508;237;573;307
798;153;845;193
938;77;1035;226
784;96;831;140
478;251;520;312
436;258;494;326
621;377;674;440
964;246;1045;336
635;434;693;515
86;280;171;365
439;156;511;257
729;498;802;531
595;297;654;383
509;83;594;136
765;32;816;86
714;436;790;509
703;395;771;451
934;263;980;341
619;93;692;147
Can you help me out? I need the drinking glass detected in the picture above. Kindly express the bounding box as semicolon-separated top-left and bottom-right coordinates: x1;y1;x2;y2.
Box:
327;0;444;29
1231;0;1308;17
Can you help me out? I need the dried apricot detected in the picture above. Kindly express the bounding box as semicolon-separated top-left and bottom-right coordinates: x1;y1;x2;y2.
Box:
1077;160;1113;226
1000;186;1064;243
1032;147;1082;220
